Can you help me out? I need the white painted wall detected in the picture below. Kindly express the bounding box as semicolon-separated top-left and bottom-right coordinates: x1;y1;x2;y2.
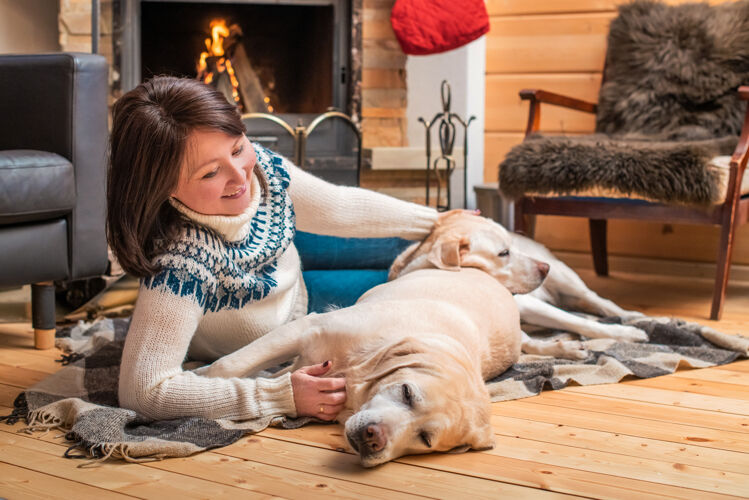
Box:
0;0;60;54
405;36;485;209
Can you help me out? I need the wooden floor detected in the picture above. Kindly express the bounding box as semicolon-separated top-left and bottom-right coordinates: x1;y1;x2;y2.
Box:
1;269;748;499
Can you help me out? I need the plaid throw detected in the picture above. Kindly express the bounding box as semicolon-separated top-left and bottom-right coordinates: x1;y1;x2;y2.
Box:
2;316;747;462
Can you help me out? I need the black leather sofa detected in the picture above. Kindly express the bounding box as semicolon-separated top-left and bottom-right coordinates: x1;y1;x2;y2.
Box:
0;53;109;348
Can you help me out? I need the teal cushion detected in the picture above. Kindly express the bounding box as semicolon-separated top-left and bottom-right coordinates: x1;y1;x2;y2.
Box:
295;232;412;270
303;269;389;313
294;232;414;312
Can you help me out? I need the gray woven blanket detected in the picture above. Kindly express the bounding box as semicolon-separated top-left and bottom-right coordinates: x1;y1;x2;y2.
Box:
2;316;747;462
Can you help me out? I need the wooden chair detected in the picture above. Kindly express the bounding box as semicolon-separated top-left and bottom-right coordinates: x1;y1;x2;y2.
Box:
503;1;749;321
512;88;749;320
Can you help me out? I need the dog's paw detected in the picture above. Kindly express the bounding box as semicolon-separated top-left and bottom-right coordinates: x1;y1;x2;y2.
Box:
522;339;588;360
554;340;589;360
606;324;649;342
619;310;647;322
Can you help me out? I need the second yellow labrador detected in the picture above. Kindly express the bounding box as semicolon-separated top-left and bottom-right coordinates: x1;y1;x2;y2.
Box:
390;210;648;359
193;265;530;466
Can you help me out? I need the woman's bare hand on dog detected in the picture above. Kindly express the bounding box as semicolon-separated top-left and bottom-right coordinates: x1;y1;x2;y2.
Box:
291;361;346;420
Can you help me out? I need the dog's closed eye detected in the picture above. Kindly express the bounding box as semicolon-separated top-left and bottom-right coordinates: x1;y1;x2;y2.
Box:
498;249;510;257
419;431;432;448
402;384;413;406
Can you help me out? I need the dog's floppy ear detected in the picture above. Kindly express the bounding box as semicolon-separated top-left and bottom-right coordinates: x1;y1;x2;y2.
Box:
361;337;435;383
388;241;420;280
427;236;470;271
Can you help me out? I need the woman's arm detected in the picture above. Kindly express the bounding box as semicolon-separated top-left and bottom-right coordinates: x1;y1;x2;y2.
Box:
118;285;297;421
286;161;438;240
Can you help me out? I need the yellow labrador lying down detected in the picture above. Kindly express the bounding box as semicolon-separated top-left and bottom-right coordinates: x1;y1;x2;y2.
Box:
390;211;648;360
194;266;526;466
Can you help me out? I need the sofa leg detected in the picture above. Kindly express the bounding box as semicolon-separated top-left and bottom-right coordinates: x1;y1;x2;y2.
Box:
31;282;56;350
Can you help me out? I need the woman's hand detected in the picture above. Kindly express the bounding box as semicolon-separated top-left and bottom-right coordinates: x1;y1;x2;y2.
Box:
291;361;346;421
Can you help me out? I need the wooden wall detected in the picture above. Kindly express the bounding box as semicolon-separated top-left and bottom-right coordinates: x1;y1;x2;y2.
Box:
361;0;408;148
484;0;749;266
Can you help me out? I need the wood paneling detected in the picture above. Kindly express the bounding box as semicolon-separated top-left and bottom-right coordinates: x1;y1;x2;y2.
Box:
486;0;724;16
362;0;407;147
484;132;524;182
485;73;601;133
362;69;406;89
487;13;613;74
534;216;749;265
487;0;618;16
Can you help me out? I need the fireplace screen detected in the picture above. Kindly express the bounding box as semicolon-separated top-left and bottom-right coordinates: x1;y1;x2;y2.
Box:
123;0;359;185
140;1;335;114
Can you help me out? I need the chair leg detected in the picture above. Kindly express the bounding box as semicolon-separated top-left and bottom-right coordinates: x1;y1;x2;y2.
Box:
31;282;56;349
711;219;739;321
513;199;536;238
589;219;609;276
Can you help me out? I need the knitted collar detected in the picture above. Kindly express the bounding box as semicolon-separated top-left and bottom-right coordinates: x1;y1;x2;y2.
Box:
169;170;262;243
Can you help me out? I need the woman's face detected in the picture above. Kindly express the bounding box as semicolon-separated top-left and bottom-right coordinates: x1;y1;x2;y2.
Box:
172;129;256;216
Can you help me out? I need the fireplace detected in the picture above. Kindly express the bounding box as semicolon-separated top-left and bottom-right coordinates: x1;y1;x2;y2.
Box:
119;0;362;184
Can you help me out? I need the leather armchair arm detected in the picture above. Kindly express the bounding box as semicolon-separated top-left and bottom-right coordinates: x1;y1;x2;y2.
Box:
519;89;598;137
0;53;109;280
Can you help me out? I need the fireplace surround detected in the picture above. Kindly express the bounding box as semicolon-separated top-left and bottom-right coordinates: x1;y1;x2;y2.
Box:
118;0;363;184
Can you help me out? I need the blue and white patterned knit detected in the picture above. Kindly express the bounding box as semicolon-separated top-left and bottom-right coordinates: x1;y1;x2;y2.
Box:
143;144;296;313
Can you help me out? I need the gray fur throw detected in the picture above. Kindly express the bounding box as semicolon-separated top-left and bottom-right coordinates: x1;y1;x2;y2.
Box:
499;134;738;204
499;0;749;204
597;0;749;138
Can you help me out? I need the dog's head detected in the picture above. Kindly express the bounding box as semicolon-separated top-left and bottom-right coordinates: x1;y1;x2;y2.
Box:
390;210;549;294
342;336;494;467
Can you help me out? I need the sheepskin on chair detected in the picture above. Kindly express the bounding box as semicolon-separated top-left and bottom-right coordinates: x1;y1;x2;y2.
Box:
499;0;749;205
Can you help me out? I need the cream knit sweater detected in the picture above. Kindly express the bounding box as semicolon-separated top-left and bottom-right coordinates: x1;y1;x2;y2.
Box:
118;144;438;421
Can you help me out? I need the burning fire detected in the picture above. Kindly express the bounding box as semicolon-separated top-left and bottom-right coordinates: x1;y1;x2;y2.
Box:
196;19;274;113
197;19;241;107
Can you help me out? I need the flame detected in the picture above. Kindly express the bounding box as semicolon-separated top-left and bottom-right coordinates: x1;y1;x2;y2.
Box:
208;20;229;57
196;19;240;107
195;19;274;113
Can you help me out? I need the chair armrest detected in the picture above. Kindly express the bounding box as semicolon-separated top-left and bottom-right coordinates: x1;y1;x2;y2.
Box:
519;89;598;137
0;53;109;279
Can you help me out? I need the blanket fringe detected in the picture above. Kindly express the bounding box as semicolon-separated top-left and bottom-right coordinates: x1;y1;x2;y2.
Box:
72;441;166;468
0;392;28;425
57;352;85;365
22;408;66;435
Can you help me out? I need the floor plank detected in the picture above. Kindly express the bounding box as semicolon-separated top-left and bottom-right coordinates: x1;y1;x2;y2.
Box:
258;426;741;500
0;421;428;500
488;414;749;474
625;376;749;400
523;390;749;432
670;367;749;386
0;405;559;500
565;383;749;414
0;461;136;500
217;434;553;499
0;430;275;499
492;399;749;454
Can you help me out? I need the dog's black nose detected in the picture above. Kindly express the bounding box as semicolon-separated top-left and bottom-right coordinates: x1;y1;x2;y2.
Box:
537;262;550;278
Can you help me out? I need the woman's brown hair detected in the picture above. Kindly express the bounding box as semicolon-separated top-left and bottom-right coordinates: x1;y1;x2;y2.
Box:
107;76;246;278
